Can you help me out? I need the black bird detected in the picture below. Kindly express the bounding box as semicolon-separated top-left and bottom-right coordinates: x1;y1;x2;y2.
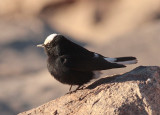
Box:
37;34;137;91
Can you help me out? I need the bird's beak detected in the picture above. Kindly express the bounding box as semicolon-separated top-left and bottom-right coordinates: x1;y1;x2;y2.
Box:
37;44;45;48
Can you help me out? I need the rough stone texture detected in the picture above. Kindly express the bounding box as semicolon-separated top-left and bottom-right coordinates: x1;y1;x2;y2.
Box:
19;66;160;115
1;0;160;114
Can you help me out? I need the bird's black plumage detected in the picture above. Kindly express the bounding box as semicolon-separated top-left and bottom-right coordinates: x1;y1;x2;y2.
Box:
37;34;137;91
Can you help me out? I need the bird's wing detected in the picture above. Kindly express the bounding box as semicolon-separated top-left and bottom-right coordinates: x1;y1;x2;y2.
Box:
59;54;125;71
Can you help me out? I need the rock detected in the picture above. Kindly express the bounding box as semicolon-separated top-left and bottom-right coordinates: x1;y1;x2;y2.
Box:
18;66;160;115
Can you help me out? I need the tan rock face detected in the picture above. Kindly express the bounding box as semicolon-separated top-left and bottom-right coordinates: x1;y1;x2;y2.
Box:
19;66;160;115
1;1;160;114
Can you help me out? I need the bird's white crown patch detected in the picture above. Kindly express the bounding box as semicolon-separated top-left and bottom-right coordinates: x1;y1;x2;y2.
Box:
44;33;58;45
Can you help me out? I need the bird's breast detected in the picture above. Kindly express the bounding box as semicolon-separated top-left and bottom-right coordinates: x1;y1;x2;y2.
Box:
47;56;70;82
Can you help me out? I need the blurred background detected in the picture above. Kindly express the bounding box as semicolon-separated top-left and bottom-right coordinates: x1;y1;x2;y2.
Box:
0;0;160;114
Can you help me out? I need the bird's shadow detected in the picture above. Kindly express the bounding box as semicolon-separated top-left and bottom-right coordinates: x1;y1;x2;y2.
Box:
86;66;151;89
86;75;121;89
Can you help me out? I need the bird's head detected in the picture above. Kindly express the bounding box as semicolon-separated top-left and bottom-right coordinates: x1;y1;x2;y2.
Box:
37;33;59;55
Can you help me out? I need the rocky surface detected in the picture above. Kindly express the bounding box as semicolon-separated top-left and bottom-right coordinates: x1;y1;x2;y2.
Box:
19;66;160;115
1;1;160;114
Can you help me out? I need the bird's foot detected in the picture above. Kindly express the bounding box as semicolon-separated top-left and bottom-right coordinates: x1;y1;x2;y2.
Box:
66;85;86;94
75;85;86;91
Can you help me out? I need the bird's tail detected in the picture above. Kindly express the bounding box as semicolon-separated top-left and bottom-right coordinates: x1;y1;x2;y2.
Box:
105;56;137;65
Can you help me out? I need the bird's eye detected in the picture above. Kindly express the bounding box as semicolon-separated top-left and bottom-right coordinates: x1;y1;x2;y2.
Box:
45;45;50;49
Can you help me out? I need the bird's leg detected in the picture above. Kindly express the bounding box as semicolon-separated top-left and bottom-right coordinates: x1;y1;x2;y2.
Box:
66;85;73;94
69;85;72;92
75;85;81;91
80;85;86;89
66;85;86;95
75;85;86;91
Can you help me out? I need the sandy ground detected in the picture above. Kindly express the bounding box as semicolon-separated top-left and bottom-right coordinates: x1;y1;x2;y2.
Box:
0;0;160;114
